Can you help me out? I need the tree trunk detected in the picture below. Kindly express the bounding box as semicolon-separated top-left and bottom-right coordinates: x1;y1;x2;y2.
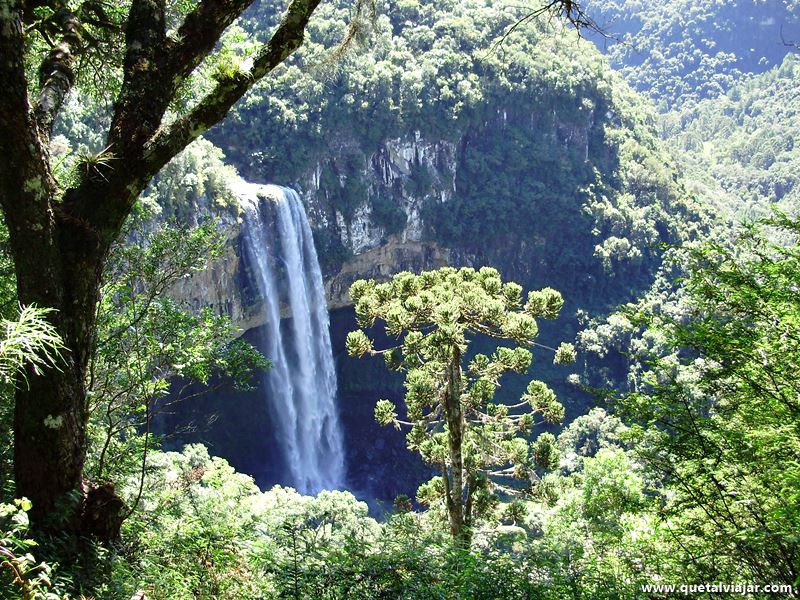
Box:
0;0;321;539
444;346;469;546
14;347;89;529
12;204;119;536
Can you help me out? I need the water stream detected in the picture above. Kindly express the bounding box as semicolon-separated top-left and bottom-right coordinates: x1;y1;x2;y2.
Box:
238;182;345;494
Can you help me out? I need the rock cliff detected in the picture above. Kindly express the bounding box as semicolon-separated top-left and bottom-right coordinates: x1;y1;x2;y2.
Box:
167;134;457;333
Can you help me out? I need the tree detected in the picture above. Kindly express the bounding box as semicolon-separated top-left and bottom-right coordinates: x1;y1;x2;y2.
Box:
0;0;351;531
0;308;63;597
346;266;576;544
82;215;268;540
620;213;800;586
0;0;596;535
0;303;65;489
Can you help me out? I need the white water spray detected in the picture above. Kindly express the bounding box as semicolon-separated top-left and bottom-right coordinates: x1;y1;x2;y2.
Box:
238;182;345;494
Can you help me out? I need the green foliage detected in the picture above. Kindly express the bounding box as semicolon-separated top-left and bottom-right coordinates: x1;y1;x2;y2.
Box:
216;0;706;296
0;304;64;488
370;193;407;235
618;213;800;586
557;407;628;473
531;448;667;597
664;55;800;219
0;499;56;599
94;440;675;599
89;445;382;599
229;0;608;176
553;342;577;365
0;306;63;387
99;445;275;598
87;213;268;485
137;138;241;222
347;267;575;542
580;448;644;530
592;0;800;108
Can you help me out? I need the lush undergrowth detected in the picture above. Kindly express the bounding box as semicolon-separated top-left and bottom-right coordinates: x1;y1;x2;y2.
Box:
4;209;800;598
4;417;674;599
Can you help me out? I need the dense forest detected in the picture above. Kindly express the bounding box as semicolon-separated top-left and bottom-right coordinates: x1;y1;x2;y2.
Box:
0;0;798;598
664;54;800;218
587;0;800;108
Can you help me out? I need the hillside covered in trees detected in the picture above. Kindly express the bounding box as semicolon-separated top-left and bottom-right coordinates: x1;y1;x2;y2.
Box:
587;0;800;108
664;54;800;218
0;0;798;598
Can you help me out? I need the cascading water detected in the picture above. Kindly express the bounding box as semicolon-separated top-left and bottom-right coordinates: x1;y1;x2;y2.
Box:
237;181;345;495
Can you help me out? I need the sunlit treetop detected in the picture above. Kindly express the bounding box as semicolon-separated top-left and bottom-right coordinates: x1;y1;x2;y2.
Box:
346;266;576;542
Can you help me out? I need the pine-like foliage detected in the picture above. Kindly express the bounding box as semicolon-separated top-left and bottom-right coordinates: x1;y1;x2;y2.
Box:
346;266;575;543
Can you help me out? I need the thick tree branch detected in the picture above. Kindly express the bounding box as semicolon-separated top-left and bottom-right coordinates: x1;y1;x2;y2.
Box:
35;9;81;138
0;3;34;179
108;0;168;153
142;0;321;175
0;0;60;304
65;0;318;248
163;0;256;87
110;0;259;156
109;0;257;163
55;0;171;252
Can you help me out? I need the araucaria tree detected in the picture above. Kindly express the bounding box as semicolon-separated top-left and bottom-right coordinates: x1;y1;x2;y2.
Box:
0;0;357;532
346;267;576;544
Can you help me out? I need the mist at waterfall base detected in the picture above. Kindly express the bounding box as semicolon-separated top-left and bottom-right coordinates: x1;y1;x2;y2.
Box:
154;184;430;508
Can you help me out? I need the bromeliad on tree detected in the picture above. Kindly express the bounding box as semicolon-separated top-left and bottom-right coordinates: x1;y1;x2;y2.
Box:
0;0;378;537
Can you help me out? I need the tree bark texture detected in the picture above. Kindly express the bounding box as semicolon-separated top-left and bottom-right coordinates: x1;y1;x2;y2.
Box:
444;346;469;545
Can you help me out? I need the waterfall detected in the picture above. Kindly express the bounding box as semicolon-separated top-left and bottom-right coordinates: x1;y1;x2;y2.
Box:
237;182;345;495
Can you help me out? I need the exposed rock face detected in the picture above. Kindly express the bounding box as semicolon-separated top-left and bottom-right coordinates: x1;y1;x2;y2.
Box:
325;237;450;309
298;133;457;255
169;241;264;332
172;94;672;336
172;133;462;333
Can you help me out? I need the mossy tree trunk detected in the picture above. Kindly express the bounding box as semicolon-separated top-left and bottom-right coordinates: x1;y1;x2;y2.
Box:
443;346;470;546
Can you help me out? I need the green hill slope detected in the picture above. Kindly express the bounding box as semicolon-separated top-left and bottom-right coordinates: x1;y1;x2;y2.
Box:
663;54;800;219
586;0;800;109
212;0;712;308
